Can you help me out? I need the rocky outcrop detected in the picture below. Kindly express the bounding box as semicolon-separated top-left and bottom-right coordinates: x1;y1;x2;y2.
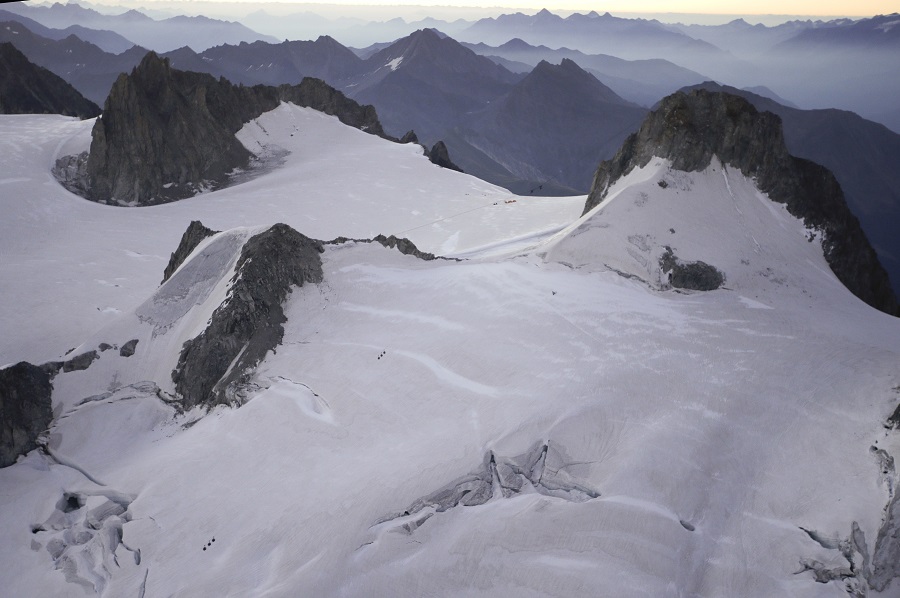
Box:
0;42;99;118
85;51;391;206
161;220;219;284
325;234;452;261
86;52;270;205
61;350;98;373
583;89;898;316
171;224;324;409
119;339;138;357
0;362;53;468
425;140;463;172
398;130;463;171
372;234;438;260
659;246;725;291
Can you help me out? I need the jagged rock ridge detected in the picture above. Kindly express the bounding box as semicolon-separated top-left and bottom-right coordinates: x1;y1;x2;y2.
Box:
86;51;388;206
171;223;324;409
583;89;898;316
0;41;99;118
0;362;53;468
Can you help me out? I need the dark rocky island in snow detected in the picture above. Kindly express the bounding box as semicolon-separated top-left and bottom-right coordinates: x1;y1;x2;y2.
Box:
83;52;387;206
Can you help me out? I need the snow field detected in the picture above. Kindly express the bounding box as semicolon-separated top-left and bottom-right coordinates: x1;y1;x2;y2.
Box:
0;104;899;597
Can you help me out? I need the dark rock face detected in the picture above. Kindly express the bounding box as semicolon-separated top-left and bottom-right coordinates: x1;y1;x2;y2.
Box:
0;362;53;468
397;130;462;171
86;51;390;206
87;52;268;205
584;89;898;316
400;130;419;144
659;247;724;291
372;234;438;261
425;140;463;172
161;220;219;284
0;41;99;118
172;224;324;409
119;339;138;357
61;350;98;373
888;404;900;430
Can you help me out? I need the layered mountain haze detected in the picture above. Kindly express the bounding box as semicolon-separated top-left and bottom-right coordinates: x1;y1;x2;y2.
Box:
463;37;711;107
0;20;148;105
0;1;278;52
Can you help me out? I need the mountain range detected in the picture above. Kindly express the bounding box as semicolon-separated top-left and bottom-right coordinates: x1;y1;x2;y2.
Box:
0;1;277;52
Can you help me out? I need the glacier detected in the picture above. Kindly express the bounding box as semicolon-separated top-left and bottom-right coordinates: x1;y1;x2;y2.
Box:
1;103;899;597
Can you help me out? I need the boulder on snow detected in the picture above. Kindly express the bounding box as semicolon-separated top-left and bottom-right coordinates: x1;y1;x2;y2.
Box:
659;247;725;291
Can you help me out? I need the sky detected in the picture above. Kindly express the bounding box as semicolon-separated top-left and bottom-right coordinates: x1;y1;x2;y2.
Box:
92;0;895;21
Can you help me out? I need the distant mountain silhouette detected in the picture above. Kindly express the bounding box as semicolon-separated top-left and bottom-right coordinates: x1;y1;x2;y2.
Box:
0;9;135;53
0;2;277;52
0;21;145;104
457;9;746;82
462;37;709;107
195;36;367;86
451;59;646;193
0;42;99;118
345;29;522;142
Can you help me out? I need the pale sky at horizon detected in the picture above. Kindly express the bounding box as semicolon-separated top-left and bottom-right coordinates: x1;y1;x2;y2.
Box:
103;0;897;19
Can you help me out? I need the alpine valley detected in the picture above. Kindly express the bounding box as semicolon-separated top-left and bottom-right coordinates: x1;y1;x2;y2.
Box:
1;3;900;598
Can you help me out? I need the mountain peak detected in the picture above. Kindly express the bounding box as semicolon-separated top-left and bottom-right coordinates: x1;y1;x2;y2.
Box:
524;57;627;105
584;89;898;315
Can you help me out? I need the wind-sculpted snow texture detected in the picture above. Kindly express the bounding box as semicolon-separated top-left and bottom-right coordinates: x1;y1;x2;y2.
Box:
172;223;324;409
584;89;898;315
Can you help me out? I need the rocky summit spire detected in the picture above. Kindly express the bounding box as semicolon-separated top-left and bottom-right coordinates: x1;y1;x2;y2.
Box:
583;89;898;316
85;51;389;206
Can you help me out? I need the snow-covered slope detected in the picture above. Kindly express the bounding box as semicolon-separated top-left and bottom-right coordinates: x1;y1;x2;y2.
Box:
1;104;899;597
0;105;582;365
